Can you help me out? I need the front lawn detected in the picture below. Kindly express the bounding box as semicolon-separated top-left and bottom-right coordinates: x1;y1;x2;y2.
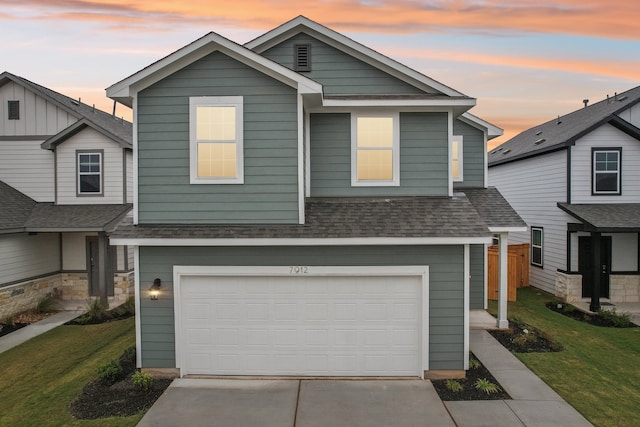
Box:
0;317;140;427
489;288;640;427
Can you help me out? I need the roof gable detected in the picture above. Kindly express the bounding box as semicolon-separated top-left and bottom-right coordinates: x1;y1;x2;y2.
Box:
489;85;640;167
0;181;36;233
41;117;132;150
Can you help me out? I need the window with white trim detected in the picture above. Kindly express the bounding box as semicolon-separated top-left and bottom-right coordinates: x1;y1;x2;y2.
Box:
531;227;543;267
190;96;243;184
77;151;103;195
351;113;400;186
452;136;463;182
592;148;621;195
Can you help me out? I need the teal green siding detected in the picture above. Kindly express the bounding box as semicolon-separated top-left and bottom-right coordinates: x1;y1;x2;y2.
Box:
453;119;485;189
470;244;485;309
138;245;465;371
261;33;427;96
137;51;299;224
309;112;448;197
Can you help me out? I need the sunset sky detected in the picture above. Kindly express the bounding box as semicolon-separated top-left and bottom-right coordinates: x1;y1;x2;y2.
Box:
2;0;639;148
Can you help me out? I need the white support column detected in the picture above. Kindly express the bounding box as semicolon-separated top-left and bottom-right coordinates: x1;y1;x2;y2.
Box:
497;232;509;328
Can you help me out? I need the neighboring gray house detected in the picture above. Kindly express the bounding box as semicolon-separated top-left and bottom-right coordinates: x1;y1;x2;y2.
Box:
0;72;134;318
489;87;640;311
107;16;525;379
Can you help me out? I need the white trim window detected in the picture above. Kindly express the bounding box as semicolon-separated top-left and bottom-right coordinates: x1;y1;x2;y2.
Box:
452;135;463;182
190;96;244;184
592;148;621;195
531;227;543;267
351;113;400;186
77;151;103;195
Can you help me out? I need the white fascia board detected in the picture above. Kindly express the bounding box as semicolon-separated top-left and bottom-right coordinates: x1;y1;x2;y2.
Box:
246;16;465;98
106;31;322;106
321;98;476;108
110;236;493;246
460;112;503;139
489;226;528;233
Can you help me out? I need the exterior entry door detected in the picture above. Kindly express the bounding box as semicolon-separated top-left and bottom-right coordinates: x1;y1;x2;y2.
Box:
578;236;611;298
86;237;100;297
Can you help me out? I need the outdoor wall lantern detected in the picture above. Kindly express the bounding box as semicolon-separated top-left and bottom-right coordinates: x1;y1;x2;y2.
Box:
149;278;161;301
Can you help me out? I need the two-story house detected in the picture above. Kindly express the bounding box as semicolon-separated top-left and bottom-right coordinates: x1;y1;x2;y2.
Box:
0;72;134;318
489;87;640;312
107;16;525;379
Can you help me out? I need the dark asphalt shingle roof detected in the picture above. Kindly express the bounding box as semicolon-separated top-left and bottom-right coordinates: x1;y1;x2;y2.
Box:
0;72;132;148
463;187;527;230
112;196;493;240
558;203;640;232
24;204;132;232
489;86;640;167
0;181;37;233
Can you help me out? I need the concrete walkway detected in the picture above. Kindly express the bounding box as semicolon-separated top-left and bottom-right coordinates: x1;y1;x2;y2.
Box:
0;310;83;354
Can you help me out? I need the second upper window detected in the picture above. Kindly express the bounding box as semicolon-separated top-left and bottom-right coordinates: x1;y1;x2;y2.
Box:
351;113;400;186
592;148;621;195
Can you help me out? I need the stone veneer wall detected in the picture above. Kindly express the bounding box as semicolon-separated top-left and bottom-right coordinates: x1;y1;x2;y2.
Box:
112;271;135;304
610;275;640;303
0;274;62;319
555;271;583;303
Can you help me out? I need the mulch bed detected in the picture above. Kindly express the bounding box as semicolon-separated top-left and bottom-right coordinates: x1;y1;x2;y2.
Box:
545;302;638;328
488;319;563;353
0;322;28;338
0;311;57;338
432;353;511;401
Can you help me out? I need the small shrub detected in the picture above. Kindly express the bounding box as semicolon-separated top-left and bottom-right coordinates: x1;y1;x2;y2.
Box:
598;309;632;328
123;296;135;314
445;379;464;393
35;295;59;313
97;359;123;385
132;370;154;393
474;378;501;394
468;358;481;370
512;330;536;346
122;346;136;365
2;316;15;327
85;298;109;322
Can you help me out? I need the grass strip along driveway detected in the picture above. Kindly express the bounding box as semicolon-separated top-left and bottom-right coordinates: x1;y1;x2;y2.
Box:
0;317;139;427
489;288;640;427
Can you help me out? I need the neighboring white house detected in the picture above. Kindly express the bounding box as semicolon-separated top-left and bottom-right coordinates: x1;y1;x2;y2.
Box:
0;71;134;318
489;87;640;311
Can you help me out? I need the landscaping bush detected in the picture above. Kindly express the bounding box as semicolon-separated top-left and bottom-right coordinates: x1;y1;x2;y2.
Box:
35;295;60;314
96;359;124;385
131;371;154;393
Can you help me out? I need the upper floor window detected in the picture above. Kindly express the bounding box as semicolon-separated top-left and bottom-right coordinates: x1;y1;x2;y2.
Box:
77;151;103;195
351;113;400;186
8;100;19;120
452;136;463;182
190;96;244;184
531;227;543;267
592;148;621;195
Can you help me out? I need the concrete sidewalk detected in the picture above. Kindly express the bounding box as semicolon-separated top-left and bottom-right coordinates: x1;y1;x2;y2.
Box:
0;310;83;354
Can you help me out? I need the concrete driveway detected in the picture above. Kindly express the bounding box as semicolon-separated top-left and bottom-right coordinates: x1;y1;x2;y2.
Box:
136;378;455;427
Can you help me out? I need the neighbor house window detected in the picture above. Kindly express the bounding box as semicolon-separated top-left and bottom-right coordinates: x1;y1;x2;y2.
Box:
351;113;400;186
8;100;19;120
531;227;543;267
190;96;243;184
77;151;103;195
452;136;463;182
592;148;621;195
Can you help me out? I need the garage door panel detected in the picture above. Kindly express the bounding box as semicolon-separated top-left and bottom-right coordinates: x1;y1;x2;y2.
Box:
180;274;424;376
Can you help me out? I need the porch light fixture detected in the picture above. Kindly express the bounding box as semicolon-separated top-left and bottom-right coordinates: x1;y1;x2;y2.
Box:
149;278;161;301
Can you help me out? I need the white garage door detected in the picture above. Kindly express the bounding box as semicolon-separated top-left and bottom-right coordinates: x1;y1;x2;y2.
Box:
176;268;427;377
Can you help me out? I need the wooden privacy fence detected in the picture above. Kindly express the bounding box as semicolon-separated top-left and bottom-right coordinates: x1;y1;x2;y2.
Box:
488;243;530;302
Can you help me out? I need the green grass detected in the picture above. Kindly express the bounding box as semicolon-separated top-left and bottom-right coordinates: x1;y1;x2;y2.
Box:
489;288;640;427
0;317;140;427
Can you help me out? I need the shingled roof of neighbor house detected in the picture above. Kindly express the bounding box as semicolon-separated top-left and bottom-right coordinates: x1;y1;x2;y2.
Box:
24;204;132;232
463;187;528;230
558;203;640;232
111;190;524;241
0;181;37;233
489;85;640;167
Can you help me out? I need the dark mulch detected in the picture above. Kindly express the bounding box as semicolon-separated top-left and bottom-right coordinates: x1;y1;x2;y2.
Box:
432;353;511;401
545;302;637;328
0;322;28;338
65;303;134;325
70;349;172;419
488;319;563;353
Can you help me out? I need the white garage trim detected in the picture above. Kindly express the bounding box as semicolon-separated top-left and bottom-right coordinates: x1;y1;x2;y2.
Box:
173;265;429;378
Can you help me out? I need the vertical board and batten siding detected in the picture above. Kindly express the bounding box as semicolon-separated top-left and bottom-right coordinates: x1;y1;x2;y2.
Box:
0;81;77;136
469;244;485;309
570;124;640;203
0;140;54;202
489;150;572;294
617;103;640;129
261;33;428;96
309;112;448;197
0;233;60;286
125;150;133;203
137;51;299;224
138;245;465;370
453;119;485;189
55;127;125;204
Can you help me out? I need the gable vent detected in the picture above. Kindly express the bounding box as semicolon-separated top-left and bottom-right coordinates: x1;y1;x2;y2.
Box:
294;44;311;72
8;100;19;120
